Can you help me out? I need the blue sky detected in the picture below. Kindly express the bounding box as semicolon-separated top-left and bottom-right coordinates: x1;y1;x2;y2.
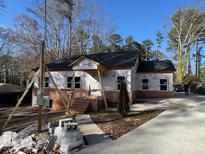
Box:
96;0;196;50
0;0;197;51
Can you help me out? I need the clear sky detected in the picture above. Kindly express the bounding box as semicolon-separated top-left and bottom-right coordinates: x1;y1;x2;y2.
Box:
96;0;196;49
0;0;197;50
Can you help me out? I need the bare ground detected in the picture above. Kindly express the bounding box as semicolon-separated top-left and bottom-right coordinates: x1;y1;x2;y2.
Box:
90;109;164;140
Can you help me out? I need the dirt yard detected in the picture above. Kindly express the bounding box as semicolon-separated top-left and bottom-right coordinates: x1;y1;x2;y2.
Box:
90;109;164;140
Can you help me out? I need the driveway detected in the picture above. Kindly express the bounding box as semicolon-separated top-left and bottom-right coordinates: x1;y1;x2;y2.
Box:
77;93;205;154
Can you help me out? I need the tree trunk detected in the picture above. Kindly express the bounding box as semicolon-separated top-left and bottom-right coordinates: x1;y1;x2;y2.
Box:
177;47;183;83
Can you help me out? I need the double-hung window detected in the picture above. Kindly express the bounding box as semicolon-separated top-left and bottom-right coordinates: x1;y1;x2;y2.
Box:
142;79;149;90
67;77;72;88
74;77;81;89
160;79;168;90
44;77;49;88
117;76;126;90
67;77;81;89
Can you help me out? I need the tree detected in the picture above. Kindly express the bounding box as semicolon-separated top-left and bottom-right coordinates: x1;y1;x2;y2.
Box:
168;8;205;83
91;35;105;53
141;39;153;60
0;0;116;84
156;31;163;49
108;34;123;52
123;35;142;51
118;81;130;117
73;27;89;55
152;50;165;60
153;31;164;60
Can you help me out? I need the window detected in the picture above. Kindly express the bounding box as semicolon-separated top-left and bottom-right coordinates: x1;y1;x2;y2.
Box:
142;79;149;90
160;79;168;90
45;77;49;88
75;77;81;89
117;76;125;90
67;77;72;88
67;77;81;89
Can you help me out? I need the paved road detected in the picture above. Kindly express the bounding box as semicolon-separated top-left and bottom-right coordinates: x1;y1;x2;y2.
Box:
77;93;205;154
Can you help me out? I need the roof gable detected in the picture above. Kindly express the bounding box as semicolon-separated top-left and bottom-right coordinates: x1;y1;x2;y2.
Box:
46;51;139;71
71;56;100;70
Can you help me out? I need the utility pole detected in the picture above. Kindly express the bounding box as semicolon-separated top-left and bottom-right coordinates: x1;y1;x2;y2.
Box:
37;0;47;132
38;41;45;132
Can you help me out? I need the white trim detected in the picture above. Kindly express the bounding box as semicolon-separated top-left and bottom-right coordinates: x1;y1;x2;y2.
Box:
141;78;149;90
116;75;126;91
68;56;100;67
66;76;82;90
159;78;169;91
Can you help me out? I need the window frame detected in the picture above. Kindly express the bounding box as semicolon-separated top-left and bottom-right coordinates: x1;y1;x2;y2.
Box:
44;77;50;88
74;77;81;89
67;76;81;89
116;76;126;90
142;78;149;90
159;78;168;91
67;77;73;89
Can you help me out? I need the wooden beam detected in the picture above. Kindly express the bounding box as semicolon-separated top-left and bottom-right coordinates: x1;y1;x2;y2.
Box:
66;72;75;112
38;106;42;132
1;69;40;132
45;65;70;115
38;41;45;132
97;70;108;110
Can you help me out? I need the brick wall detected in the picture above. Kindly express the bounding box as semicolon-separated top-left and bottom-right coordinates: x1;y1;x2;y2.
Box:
133;90;174;99
33;88;174;110
104;91;132;104
33;88;89;101
33;88;133;107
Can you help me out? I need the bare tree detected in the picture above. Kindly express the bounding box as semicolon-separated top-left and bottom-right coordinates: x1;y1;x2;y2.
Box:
168;7;205;82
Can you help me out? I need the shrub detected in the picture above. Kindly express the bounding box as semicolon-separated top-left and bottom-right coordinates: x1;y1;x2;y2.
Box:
118;81;130;117
195;87;205;95
183;75;200;92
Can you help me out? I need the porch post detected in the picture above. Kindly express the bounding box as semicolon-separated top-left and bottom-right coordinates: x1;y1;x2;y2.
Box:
97;70;108;110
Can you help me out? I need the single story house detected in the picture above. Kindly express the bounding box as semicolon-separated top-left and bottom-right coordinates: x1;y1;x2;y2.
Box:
32;51;175;110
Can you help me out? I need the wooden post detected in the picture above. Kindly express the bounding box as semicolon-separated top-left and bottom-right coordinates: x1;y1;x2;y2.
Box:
97;70;108;110
1;69;40;132
45;65;70;114
37;106;42;132
66;72;75;112
38;41;45;132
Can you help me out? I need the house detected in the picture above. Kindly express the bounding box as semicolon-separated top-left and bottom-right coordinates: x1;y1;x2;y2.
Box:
32;51;175;110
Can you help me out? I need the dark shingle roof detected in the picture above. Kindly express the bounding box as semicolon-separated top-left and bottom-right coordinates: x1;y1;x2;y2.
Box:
47;51;139;71
47;55;80;71
137;60;176;73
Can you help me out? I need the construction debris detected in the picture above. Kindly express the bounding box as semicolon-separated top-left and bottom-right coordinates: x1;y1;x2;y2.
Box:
0;131;17;151
0;118;85;154
0;132;39;154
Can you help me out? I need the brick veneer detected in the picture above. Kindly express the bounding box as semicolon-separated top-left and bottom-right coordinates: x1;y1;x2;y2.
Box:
32;88;174;111
104;91;133;104
33;88;104;111
33;88;89;101
133;90;174;98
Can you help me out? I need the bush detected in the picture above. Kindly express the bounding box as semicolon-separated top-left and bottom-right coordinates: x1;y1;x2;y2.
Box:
195;87;205;95
183;75;200;92
118;81;130;117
